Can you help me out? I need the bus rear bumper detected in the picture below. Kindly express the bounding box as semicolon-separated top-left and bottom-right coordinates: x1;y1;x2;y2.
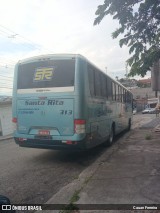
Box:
14;137;87;150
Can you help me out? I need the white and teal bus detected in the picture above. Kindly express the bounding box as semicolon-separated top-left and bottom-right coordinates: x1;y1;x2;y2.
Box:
12;54;133;150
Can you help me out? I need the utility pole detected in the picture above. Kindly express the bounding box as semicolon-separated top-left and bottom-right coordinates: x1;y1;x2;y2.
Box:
151;60;160;98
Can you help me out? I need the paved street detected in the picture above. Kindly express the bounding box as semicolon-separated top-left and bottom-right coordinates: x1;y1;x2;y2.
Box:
0;113;158;207
0;133;105;204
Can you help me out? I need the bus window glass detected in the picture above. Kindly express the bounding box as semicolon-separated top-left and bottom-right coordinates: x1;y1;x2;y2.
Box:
122;89;124;103
107;78;112;100
17;59;75;89
101;73;107;97
95;70;102;97
88;65;95;96
117;85;120;101
119;87;122;102
127;92;132;104
112;82;116;101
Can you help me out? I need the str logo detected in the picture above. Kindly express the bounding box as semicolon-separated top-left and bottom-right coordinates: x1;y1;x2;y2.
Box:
33;67;54;81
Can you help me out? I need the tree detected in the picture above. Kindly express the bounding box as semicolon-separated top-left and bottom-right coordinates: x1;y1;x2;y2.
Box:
94;0;160;77
115;76;119;81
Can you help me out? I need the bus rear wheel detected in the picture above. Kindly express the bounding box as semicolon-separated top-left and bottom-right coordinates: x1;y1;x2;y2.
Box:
127;118;131;131
108;126;114;146
104;125;114;147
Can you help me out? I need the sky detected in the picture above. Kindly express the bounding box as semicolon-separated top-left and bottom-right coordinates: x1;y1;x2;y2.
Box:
0;0;150;96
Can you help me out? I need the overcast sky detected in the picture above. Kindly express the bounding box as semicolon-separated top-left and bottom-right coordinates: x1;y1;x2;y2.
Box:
0;0;150;96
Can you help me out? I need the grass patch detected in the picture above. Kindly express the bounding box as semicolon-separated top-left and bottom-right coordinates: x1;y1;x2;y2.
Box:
59;189;81;213
69;190;80;203
145;134;152;140
59;175;93;213
59;203;79;213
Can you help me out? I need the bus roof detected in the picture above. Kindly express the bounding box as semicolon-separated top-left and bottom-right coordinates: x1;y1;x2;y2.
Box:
18;54;85;64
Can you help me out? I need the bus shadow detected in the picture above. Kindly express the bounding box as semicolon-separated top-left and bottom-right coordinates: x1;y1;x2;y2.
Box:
30;130;129;166
32;144;106;167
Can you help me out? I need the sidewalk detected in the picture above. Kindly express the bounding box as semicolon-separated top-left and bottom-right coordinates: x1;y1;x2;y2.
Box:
0;133;13;141
43;117;160;212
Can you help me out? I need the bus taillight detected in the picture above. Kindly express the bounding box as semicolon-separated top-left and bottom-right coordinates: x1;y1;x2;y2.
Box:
12;117;17;123
12;117;17;131
74;119;86;134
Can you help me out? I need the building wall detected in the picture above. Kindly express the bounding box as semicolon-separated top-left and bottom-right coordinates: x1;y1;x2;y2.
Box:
0;102;13;136
131;87;155;99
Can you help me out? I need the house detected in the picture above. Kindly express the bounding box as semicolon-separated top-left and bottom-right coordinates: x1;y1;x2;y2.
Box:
137;78;151;88
0;100;13;136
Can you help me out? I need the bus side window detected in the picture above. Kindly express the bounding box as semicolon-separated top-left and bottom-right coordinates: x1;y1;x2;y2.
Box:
101;73;107;98
88;66;95;97
121;88;125;103
127;92;132;104
116;85;119;101
124;89;127;103
94;70;102;97
112;82;116;101
119;87;122;102
107;78;112;100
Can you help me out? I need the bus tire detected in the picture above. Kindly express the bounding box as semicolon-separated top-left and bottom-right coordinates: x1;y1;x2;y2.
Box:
104;125;115;147
127;118;131;131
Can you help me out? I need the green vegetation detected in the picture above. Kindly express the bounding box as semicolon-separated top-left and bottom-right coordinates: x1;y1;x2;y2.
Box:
69;190;80;204
59;175;93;213
59;190;81;213
94;0;160;77
145;134;152;140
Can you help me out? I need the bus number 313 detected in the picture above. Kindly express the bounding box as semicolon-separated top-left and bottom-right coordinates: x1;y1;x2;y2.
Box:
60;110;73;115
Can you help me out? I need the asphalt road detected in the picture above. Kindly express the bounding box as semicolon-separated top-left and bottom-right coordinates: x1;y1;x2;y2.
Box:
0;135;106;204
0;113;155;205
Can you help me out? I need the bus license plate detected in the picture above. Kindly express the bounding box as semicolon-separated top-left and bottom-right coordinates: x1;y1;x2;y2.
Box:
39;130;50;135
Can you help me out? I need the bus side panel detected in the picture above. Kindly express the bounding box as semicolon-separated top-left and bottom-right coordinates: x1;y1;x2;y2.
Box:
87;100;111;148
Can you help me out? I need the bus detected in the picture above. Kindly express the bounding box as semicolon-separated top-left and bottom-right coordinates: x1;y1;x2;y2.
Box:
12;54;133;150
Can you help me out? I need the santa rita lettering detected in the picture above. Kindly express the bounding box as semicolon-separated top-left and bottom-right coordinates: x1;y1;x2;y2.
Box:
25;100;64;106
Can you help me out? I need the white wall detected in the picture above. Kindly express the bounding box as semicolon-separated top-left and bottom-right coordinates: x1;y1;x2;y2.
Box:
0;104;13;136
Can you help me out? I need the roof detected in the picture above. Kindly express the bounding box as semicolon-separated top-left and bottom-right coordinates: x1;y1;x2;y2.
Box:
138;78;151;84
18;54;84;64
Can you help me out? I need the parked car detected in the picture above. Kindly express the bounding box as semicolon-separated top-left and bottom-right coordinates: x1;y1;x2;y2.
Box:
149;108;157;114
133;108;137;115
142;108;156;114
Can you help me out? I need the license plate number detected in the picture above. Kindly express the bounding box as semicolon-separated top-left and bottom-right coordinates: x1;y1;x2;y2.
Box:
39;130;50;135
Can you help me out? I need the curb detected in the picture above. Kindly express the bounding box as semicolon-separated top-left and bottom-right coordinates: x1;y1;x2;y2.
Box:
38;131;131;213
0;135;13;141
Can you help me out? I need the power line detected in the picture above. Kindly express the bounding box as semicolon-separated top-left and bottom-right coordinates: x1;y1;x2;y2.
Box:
0;74;13;79
0;86;12;89
0;71;14;76
0;64;14;69
0;85;13;88
0;80;13;83
0;75;14;78
0;57;17;64
0;24;51;52
0;60;15;65
0;77;12;80
0;24;52;70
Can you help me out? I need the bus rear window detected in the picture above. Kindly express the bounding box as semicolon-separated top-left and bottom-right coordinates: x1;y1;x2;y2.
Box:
17;59;75;89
